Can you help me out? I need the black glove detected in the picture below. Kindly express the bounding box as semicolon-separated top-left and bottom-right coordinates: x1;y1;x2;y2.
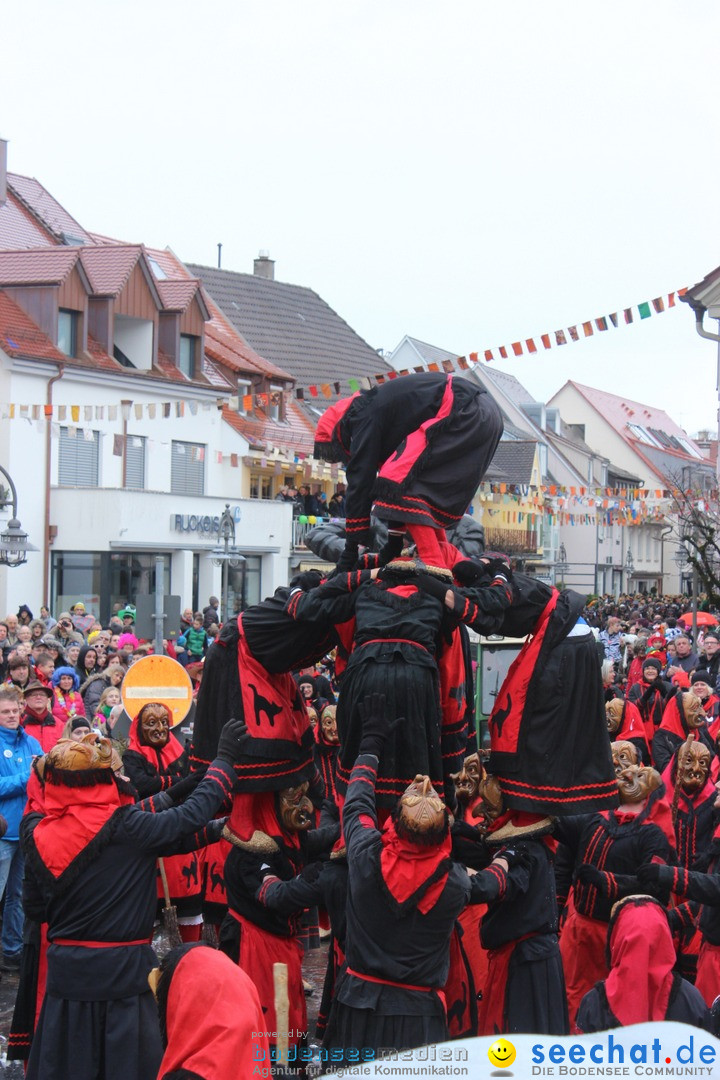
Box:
357;693;403;758
332;541;360;576
637;862;674;903
451;819;483;843
483;557;512;582
166;770;205;804
289;569;324;592
377;530;405;566
299;861;323;886
574;863;609;892
453;559;487;586
416;572;451;604
216;717;248;767
206;817;228;843
497;845;532;873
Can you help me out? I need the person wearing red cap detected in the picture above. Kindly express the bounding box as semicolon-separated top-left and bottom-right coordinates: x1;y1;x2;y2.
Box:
576;895;709;1032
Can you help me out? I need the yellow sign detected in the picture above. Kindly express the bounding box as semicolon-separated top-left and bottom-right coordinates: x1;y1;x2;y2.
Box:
121;655;193;728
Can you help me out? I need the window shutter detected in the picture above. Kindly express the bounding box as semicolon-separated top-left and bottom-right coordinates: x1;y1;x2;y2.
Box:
171;441;205;495
125;436;146;490
58;428;99;487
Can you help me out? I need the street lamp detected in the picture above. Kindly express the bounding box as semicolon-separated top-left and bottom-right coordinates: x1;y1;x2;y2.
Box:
556;542;569;589
624;548;634;594
0;465;37;568
210;504;245;622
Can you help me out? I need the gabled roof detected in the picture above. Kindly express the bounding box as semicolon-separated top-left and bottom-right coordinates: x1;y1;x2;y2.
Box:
0;190;57;250
482;365;537;405
397;336;457;368
7;173;91;245
487;440;538;485
157;279;208;317
186;263;392;398
80;245;159;301
221;402;315;456
0;247;83;286
0;291;67;362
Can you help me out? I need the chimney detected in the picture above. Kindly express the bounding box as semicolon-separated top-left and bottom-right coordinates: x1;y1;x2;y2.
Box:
0;139;7;207
253;250;275;280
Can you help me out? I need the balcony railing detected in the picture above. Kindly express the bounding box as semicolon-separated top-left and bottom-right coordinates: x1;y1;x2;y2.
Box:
484;528;540;556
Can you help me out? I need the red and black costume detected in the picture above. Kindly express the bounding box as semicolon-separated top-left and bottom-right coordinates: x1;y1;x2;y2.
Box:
607;699;651;765
313;372;503;542
190;584;334;793
285;566;511;809
123;716;207;937
20;757;235;1080
652;691;716;775
576;897;710;1032
155;942;269;1080
218;791;337;1062
627;666;671;746
322;752;507;1062
485;574;617;815
554;786;675;1028
314;717;340;810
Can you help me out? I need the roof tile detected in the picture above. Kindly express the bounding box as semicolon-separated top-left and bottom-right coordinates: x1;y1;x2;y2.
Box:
80;246;144;296
0;290;66;362
0;247;81;285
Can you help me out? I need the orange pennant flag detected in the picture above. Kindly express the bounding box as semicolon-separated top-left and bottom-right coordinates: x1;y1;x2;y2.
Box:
526;338;537;353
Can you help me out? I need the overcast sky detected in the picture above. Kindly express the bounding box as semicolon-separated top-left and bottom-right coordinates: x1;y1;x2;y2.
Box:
4;1;720;436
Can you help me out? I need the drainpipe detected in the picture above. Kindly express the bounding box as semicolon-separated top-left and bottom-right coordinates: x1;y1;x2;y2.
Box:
44;365;65;604
686;299;720;487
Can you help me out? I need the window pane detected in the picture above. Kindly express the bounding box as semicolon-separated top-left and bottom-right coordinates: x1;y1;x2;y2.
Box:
171;441;205;495
58;428;99;487
58;310;77;357
179;335;195;378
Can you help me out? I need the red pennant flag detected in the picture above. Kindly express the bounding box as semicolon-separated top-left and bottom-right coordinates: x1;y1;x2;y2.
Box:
484;350;494;362
568;326;579;342
652;297;665;313
388;371;399;380
398;369;409;377
668;293;676;308
458;356;470;369
375;374;385;384
624;308;634;324
555;330;567;346
320;384;332;398
608;312;618;327
678;287;688;296
44;404;53;417
541;333;551;350
309;386;318;397
525;338;537;353
230;453;238;468
582;322;593;337
469;352;478;363
442;359;455;373
511;342;523;356
595;317;608;332
243;394;253;410
499;346;508;359
427;362;440;372
413;365;424;373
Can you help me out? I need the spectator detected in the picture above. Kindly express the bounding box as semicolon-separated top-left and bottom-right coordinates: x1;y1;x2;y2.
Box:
33;652;55;689
666;634;700;680
5;654;31;694
62;715;94;740
599;617;623;665
701;630;720;692
39;606;57;632
75;645;98;683
54;614;82;648
179;607;194;637
50;667;86;726
0;687;42;972
202;597;220;630
316;490;329;517
20;681;64;753
28;620;45;644
64;642;81;670
4;615;19;649
182;615;209;663
16;605;33;627
39;638;65;670
94;686;122;727
329;485;346;516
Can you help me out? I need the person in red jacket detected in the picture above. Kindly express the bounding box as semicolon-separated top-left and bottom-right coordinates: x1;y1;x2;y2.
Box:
21;682;65;753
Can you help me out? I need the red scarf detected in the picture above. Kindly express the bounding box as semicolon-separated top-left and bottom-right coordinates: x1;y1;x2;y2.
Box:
157;946;269;1079
379;818;450;914
127;714;184;771
605;902;674;1025
33;777;121;878
228;790;300;851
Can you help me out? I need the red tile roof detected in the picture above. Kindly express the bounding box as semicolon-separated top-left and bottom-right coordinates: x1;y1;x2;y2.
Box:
157;279;203;312
221;401;315;455
0;290;66;362
0;191;57;250
7;173;91;244
0;247;81;285
79;245;147;297
85;335;127;373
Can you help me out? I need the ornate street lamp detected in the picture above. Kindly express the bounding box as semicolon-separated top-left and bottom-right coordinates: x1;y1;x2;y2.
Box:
556;542;569;589
0;465;37;568
624;547;634;592
210;504;245;622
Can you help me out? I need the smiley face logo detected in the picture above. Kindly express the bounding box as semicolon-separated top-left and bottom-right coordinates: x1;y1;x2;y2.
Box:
488;1038;516;1069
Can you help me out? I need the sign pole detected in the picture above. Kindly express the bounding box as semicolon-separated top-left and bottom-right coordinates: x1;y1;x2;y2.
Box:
154;555;165;656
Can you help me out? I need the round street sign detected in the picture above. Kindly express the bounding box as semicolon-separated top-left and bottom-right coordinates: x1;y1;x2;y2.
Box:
121;655;194;729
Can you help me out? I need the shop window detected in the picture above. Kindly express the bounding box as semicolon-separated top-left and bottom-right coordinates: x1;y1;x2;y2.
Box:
58;427;100;487
171;441;205;496
249;474;272;500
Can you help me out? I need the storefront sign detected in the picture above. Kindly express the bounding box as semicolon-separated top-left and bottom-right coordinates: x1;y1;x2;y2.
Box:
171;505;242;535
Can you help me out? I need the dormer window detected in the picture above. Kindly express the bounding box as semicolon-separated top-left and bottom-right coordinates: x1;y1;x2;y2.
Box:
58;309;78;358
269;384;284;422
179;334;196;379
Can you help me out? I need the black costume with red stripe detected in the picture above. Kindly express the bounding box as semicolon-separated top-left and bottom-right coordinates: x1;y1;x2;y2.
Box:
322;753;505;1062
190;584;336;791
628;677;670;742
20;760;235;1080
285;567;511;808
484;574;617;815
313;373;503;542
608;699;651;764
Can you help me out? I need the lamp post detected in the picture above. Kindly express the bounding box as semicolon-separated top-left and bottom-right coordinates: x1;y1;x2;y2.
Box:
0;465;37;568
556;542;569;589
210;504;245;623
674;540;698;645
623;548;634;595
